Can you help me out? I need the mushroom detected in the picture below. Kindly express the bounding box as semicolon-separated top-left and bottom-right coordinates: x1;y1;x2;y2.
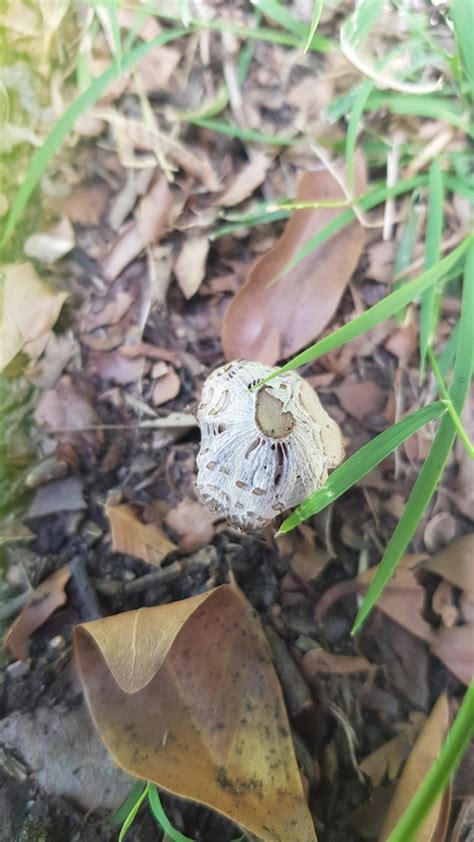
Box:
196;360;344;532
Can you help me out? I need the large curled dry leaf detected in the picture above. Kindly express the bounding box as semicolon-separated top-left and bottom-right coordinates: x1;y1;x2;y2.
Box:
106;503;176;567
379;693;451;842
222;157;366;364
74;585;317;842
0;262;68;371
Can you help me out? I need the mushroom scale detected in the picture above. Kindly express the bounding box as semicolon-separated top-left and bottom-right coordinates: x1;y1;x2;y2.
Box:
196;360;344;532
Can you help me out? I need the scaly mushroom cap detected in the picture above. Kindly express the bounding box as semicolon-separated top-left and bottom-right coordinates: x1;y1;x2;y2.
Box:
196;360;344;532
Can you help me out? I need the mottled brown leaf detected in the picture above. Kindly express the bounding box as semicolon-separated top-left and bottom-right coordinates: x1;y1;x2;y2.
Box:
74;586;317;841
222;157;366;364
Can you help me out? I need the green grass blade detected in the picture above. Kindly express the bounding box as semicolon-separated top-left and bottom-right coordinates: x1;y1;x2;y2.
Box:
420;160;444;375
267;174;429;286
392;190;423;324
352;241;474;634
304;0;325;53
345;78;374;194
451;0;474;95
386;683;474;842
149;8;332;51
365;92;470;132
108;781;148;827
258;234;472;386
278;401;447;534
179;116;295;146
148;784;195;842
211;210;291;241
346;0;384;46
428;349;474;461
0;28;187;250
438;321;459;379
118;782;150;842
252;0;306;37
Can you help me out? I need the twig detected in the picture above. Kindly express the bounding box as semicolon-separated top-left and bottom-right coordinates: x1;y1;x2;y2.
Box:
265;625;314;719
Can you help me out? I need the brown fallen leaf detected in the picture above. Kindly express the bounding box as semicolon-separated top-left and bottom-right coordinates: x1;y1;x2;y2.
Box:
81;290;134;332
366;239;395;283
315;555;434;644
152;367;181;406
23;217;74;263
5;565;71;661
35;374;102;448
420;534;474;596
219;150;272;207
174;234;210;299
379;693;451;842
0;262;68;371
430;625;474;685
44;182;110;225
164;498;215;554
449;797;474;842
93;350;145;384
103;176;174;282
359;718;423;787
106;503;176;567
302;648;376;677
222;156;366;364
74;585;317;841
333;378;385;421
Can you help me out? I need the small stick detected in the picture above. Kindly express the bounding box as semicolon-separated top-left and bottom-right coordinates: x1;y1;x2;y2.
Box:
265;625;314;720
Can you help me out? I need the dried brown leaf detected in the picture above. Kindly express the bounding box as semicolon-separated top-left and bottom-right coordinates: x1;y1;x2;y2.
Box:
174;234;210;299
152;368;181;406
6;565;71;661
360;724;421;787
379;693;451;842
333;378;385;421
106;503;176;567
421;534;474;596
222;157;366;364
430;625;474;686
302;648;375;677
45;182;110;225
103;176;174;282
219;151;272;207
74;585;317;841
27;476;86;518
164;498;215;554
0;262;68;371
35;374;101;447
93;350;145;384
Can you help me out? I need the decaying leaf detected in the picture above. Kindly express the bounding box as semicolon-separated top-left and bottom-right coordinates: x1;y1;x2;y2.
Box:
302;648;376;678
430;625;474;686
219;150;273;207
35;374;101;448
379;693;451;842
222;157;366;364
26;476;86;519
5;565;71;661
106;503;176;567
174;234;210;299
74;585;317;841
333;378;385;421
0;704;132;812
359;715;424;787
420;534;474;596
164;498;215;554
0;262;68;371
152;367;181;406
23;217;74;263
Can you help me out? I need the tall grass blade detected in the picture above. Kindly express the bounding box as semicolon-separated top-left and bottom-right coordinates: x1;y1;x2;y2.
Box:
0;29;186;249
259;235;472;386
451;0;474;95
109;781;148;827
365;92;470;132
392;190;423;324
345;79;373;194
304;0;325;53
148;784;194;841
251;0;306;38
346;0;384;47
352;241;474;634
420;160;444;376
180;117;295;146
386;683;474;842
428;349;474;461
118;783;150;842
278;402;447;534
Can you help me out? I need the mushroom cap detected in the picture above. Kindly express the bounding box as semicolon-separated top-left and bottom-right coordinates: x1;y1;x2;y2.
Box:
196;360;344;532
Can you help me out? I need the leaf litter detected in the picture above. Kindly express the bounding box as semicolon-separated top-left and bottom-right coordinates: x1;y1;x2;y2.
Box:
1;3;472;840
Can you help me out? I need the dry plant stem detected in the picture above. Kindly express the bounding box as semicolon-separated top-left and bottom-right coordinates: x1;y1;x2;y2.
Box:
265;626;314;720
384;132;404;241
310;141;379;229
325;699;365;785
69;557;103;620
404;127;454;178
393;230;468;282
93;556;212;597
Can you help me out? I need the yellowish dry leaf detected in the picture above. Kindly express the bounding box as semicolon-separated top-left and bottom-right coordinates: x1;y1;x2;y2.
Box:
23;217;75;263
174;234;210;299
0;262;68;371
421;534;474;597
74;585;317;841
106;503;176;567
379;693;451;842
